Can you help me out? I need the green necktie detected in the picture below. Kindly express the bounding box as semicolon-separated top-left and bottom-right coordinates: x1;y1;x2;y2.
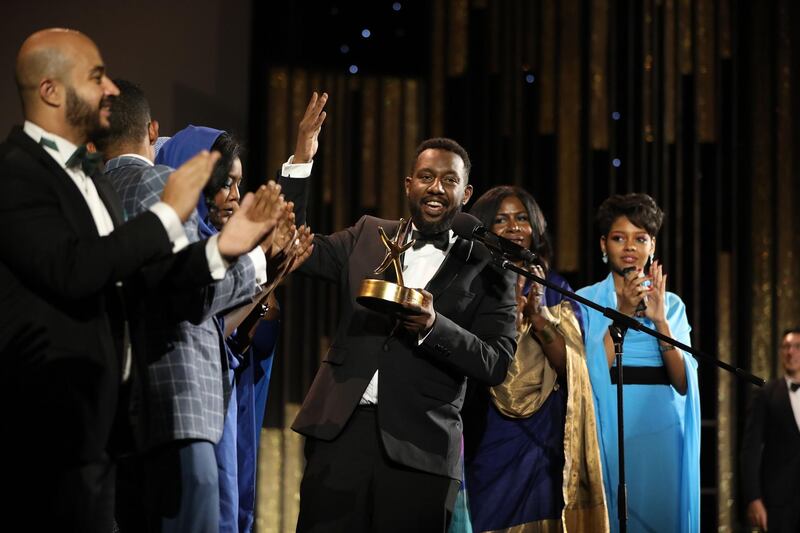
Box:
66;144;104;176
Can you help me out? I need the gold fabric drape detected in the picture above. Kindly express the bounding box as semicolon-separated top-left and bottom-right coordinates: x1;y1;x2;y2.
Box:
488;301;608;533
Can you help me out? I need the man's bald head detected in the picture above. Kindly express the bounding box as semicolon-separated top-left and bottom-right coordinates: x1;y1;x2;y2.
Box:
15;29;97;112
14;29;119;144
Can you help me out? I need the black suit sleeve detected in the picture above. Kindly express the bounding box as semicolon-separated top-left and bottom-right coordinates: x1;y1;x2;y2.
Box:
296;216;366;284
420;268;517;386
278;173;310;227
0;161;172;301
740;384;767;504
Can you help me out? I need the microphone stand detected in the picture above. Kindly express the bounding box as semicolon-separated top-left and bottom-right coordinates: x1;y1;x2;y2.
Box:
491;255;764;533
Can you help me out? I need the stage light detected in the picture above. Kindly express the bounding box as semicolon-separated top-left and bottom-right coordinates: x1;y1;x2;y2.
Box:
361;28;371;38
393;2;402;11
525;74;535;84
349;64;359;74
611;111;621;120
612;158;621;168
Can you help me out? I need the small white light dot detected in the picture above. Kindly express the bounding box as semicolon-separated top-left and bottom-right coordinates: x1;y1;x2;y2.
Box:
611;111;621;120
525;74;535;84
361;28;371;39
348;64;359;74
612;158;622;168
392;2;402;11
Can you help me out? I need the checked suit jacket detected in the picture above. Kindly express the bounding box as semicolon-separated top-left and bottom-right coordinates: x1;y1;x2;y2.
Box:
292;215;518;480
105;155;258;448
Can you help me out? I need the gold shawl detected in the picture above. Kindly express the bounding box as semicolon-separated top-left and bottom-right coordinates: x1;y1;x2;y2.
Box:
487;301;609;533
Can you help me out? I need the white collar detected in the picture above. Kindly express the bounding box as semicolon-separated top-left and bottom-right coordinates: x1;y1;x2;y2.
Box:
23;120;80;170
119;153;155;166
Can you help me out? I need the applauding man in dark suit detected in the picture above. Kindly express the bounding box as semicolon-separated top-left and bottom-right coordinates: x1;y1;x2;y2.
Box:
741;328;800;532
0;28;278;532
292;137;517;532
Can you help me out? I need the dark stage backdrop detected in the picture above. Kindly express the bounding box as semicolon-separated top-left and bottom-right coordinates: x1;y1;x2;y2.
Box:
252;1;799;531
0;0;252;143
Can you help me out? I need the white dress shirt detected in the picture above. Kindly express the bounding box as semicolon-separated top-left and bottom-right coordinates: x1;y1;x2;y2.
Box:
24;122;185;382
360;227;456;405
786;376;800;432
24;122;186;245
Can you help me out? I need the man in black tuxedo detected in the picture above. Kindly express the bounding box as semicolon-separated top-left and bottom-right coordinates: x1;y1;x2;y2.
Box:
0;28;278;532
292;138;517;532
741;327;800;532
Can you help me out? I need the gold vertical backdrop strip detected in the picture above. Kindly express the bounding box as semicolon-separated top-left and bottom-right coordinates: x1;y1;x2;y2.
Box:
322;74;338;210
719;0;732;59
776;0;800;338
448;0;469;77
380;79;402;220
695;0;715;143
255;429;283;533
556;0;581;272
590;0;609;150
678;0;692;75
643;0;654;144
664;0;676;144
403;79;421;198
539;0;556;135
431;0;446;136
716;252;734;532
281;404;303;532
749;3;773;380
266;68;289;181
361;78;379;210
290;71;308;155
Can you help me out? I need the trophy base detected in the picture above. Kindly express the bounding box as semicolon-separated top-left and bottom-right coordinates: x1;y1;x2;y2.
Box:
357;279;424;314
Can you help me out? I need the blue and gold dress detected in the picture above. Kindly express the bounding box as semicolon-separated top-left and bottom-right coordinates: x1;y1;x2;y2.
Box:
462;272;608;532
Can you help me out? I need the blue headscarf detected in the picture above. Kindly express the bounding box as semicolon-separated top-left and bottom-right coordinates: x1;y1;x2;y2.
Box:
155;125;225;239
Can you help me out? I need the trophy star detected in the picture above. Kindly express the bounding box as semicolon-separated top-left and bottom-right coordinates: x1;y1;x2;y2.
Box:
374;224;414;275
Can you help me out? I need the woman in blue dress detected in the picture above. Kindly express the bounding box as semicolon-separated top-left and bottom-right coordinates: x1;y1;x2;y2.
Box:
156;126;306;533
576;193;700;532
460;186;607;532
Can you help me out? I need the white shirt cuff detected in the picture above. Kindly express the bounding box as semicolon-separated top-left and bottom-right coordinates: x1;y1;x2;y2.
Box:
247;248;268;285
205;234;227;280
281;155;314;178
149;201;188;252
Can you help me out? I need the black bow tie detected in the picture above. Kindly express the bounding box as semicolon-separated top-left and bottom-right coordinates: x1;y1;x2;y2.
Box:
66;144;104;176
411;230;450;251
790;382;800;393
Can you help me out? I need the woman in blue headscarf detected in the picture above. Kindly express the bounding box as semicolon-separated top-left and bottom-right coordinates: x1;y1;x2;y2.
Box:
156;126;282;533
576;193;700;533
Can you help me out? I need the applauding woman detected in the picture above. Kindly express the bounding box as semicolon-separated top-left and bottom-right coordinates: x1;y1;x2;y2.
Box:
576;193;700;532
461;186;607;532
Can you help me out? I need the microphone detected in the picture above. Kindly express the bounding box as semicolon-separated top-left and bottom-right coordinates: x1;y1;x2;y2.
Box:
621;266;647;314
452;212;538;264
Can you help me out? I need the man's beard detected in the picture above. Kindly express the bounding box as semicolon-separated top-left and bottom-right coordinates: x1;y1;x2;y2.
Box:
65;86;106;142
408;200;461;234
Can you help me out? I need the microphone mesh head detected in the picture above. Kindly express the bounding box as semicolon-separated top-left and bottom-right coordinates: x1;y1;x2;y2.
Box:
452;212;482;239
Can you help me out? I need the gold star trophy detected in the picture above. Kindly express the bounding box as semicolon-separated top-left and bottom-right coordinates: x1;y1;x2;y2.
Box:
357;218;425;314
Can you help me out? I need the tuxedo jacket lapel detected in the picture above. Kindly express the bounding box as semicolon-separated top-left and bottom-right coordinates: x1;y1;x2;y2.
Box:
93;174;124;226
9;127;107;234
426;237;473;299
774;381;800;436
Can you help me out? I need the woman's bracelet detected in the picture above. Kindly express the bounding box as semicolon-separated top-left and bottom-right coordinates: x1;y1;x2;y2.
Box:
533;321;558;344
